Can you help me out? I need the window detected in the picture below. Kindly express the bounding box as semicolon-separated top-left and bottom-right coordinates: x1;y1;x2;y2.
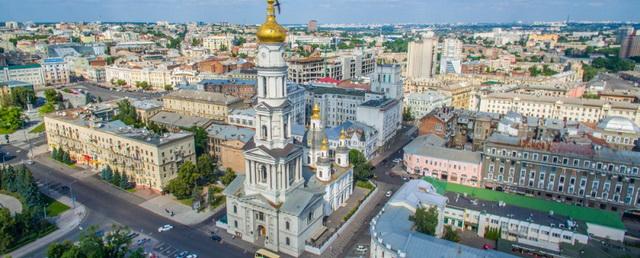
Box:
233;205;237;214
261;125;268;139
285;221;290;230
234;220;238;228
260;165;268;183
286;237;290;245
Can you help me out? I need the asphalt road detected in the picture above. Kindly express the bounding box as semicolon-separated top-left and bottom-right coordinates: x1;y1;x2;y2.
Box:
0;141;249;258
66;82;167;101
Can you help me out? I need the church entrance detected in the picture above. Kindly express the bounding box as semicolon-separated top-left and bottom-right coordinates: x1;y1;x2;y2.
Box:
257;225;266;236
255;225;267;246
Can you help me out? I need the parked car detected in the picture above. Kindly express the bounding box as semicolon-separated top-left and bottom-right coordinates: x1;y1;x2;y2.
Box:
211;234;222;242
356;245;368;253
385;191;393;197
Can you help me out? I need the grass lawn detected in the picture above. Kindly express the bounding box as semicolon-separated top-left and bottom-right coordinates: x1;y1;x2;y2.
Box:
424;177;625;229
179;198;193;206
29;123;45;133
126;188;137;193
0;128;17;134
46;200;70;216
356;180;375;191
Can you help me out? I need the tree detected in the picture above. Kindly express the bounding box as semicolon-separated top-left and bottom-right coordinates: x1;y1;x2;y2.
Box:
116;79;126;86
196;155;217;184
9;87;36;108
221;168;237;186
354;162;374;181
164;161;201;199
101;166;113;181
39;102;56;115
165;178;191;199
403;106;415;121
119;173;129;189
185;126;208;156
112;170;121;186
443;225;460;242
114;99;140;127
44;88;62;104
134;81;151;91
47;225;141;258
219;44;228;51
410;206;438;236
348;149;367;166
164;84;173;91
0;106;23;133
0;208;15;253
582;64;598;82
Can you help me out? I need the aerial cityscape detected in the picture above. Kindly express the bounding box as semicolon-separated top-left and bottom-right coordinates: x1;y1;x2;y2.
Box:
0;0;639;258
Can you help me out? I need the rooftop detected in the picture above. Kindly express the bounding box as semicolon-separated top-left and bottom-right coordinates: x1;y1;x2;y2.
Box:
486;92;640;110
308;86;366;97
149;111;213;129
205;123;255;143
404;135;481;164
424;177;625;230
164;89;242;105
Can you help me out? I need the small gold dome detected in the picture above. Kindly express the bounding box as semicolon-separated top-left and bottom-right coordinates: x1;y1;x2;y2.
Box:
257;0;287;43
320;136;329;151
311;103;321;120
339;129;347;140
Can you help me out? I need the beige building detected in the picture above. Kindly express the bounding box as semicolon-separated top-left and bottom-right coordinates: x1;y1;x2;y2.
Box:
162;90;243;121
406;36;438;80
203;35;233;52
105;65;172;90
44;110;196;191
42;58;70;86
480;93;640;124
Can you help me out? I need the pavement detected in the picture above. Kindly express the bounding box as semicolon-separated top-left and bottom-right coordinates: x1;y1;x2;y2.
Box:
140;195;217;226
0;193;23;215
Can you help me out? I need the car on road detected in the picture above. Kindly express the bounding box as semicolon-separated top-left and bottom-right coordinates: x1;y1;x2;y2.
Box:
186;254;198;258
211;234;222;242
385;191;393;197
356;245;368;253
158;224;173;232
402;177;408;181
392;158;402;163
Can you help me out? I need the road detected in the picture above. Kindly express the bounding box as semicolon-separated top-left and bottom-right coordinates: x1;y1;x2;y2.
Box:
2;143;249;258
65;82;168;101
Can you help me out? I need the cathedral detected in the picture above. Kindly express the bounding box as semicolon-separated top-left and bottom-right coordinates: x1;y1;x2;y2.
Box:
223;1;353;256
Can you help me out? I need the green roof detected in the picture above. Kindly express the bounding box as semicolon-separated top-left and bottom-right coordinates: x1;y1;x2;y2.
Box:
424;177;626;230
308;86;366;97
1;64;42;70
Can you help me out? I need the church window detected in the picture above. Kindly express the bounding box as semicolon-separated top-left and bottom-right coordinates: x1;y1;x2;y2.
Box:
286;237;290;245
234;220;238;228
262;77;267;97
260;165;267;183
285;221;290;230
261;125;268;139
233;205;237;214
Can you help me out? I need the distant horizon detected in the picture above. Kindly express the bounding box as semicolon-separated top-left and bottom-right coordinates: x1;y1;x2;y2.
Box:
2;0;639;25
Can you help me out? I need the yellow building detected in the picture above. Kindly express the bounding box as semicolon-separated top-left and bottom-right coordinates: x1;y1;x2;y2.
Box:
44;110;196;191
162;90;243;121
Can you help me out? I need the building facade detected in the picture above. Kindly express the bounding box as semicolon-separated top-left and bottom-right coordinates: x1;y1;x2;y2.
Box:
162;90;243;121
439;38;463;75
406;37;438;80
404;91;452;120
42;58;71;85
0;64;45;87
356;98;402;147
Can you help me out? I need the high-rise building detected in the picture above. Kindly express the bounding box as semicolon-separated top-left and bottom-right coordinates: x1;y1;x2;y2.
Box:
439;38;463;75
370;64;403;100
617;26;635;44
406;35;438;80
619;29;640;58
307;20;317;33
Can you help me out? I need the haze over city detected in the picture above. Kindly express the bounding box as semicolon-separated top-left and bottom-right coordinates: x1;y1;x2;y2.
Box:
2;0;640;24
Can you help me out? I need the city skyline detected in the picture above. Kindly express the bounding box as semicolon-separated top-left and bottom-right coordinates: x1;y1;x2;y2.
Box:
2;0;640;24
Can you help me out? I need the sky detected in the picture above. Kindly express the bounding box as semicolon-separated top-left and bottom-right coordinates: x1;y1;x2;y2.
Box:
1;0;639;24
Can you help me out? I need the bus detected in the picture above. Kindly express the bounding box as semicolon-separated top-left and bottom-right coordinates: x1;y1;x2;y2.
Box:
255;248;280;258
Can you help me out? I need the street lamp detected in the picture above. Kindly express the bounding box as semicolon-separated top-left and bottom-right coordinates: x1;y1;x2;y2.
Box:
69;180;78;208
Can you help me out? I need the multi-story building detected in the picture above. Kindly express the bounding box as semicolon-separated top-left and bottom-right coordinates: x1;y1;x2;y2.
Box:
439;38;463;75
0;64;45;87
199;79;257;101
479;93;640;124
593;116;640;151
162;90;243;121
307;20;318;33
404;91;452;120
406;36;438;80
132;99;163;124
356;98;402;147
44;110;196;191
105;65;173;90
403;134;482;187
206;123;255;173
227;108;256;128
482;133;640;212
619;29;640;58
370;64;403;100
287;50;376;84
42;58;70;85
203;35;233;52
307;86;366;127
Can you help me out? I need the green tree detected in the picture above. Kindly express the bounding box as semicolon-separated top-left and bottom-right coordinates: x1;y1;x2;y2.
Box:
39;102;56;115
403;106;415;121
348;149;367;166
101;166;113;181
44;88;62;104
443;225;460;242
164;84;173;91
112;170;121;186
221;168;237;186
164;161;201;199
582;64;599;82
185;126;208;156
0;106;23;133
116;79;126;86
196;155;217;183
410;206;438;236
134;81;152;91
47;225;139;258
0;208;15;253
219;44;228;51
119;173;129;189
9;87;36;108
114;99;140;127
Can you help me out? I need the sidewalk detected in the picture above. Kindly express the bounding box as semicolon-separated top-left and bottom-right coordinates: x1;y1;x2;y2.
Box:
139;195;217;226
7;193;86;258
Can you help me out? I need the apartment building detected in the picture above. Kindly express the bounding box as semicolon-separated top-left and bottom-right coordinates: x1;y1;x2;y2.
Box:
42;58;70;85
482;133;640;211
205;123;255;173
44;110;196;191
162;90;243;121
203;35;233;52
0;64;45;87
404;91;452;119
307;86;366;127
406;36;438;80
287;50;376;84
480;93;640;124
105;65;172;90
356;98;402;147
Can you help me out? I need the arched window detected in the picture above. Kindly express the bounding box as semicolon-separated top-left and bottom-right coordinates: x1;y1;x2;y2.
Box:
337;158;341;164
261;125;268;139
234;220;238;228
285;221;290;230
260;165;267;183
286;237;290;245
262;77;267;97
233;205;237;214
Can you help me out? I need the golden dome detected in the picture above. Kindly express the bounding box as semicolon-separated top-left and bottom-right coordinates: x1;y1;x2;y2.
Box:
311;103;321;120
339;129;347;140
320;136;329;151
256;0;287;43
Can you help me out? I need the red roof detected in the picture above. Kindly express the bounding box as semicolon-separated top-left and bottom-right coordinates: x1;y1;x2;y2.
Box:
316;77;340;84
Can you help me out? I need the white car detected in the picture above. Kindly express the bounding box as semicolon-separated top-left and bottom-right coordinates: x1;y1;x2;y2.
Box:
157;224;173;232
356;245;368;253
385;191;392;197
186;254;198;258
